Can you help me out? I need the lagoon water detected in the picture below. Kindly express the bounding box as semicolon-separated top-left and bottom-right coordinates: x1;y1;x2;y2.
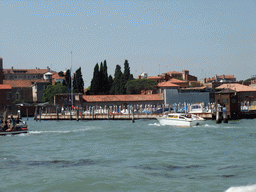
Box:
1;118;256;192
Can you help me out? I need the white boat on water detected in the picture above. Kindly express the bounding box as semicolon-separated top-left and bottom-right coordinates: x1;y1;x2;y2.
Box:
157;113;206;127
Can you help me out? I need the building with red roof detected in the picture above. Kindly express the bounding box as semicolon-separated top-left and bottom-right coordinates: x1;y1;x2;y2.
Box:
3;66;55;80
216;83;256;103
54;93;164;107
3;79;50;102
52;72;65;85
204;74;236;84
0;84;12;112
138;70;197;86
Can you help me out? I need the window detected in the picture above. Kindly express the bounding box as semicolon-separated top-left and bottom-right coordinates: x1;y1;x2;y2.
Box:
16;92;20;100
6;92;11;100
232;99;236;103
223;99;228;104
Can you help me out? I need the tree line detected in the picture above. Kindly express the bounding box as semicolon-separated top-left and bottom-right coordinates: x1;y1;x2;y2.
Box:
43;59;158;103
87;60;134;95
43;67;84;103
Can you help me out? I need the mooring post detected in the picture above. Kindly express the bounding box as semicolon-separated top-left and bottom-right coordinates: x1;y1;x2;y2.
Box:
216;111;222;124
223;111;228;123
119;105;122;114
107;107;109;120
39;107;42;121
92;106;94;120
70;107;72;120
76;107;79;121
131;106;134;123
34;106;38;121
26;107;28;120
56;106;59;120
80;107;83;120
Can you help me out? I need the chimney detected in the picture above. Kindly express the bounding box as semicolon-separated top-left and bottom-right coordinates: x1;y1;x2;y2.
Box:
47;66;50;72
11;66;14;72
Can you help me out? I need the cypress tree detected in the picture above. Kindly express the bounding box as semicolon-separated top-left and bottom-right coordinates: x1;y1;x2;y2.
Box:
111;65;124;95
122;60;134;94
90;63;100;95
98;62;104;94
123;60;131;82
63;69;71;92
108;75;114;94
73;67;84;93
103;60;110;94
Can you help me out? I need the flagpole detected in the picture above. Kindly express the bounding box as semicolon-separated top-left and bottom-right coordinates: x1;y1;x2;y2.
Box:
71;51;73;107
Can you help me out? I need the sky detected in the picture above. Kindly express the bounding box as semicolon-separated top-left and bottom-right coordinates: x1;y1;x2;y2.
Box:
1;0;256;87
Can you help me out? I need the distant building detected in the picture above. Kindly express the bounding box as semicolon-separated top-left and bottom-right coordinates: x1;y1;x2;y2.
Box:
0;84;12;112
204;74;236;84
3;66;55;80
3;80;50;103
216;83;256;103
2;65;55;103
52;71;65;85
138;70;197;83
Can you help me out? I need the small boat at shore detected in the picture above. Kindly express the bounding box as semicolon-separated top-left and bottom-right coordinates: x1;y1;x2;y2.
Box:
0;121;28;136
157;113;206;127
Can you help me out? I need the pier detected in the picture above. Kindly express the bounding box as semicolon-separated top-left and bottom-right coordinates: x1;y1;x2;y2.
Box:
35;113;159;121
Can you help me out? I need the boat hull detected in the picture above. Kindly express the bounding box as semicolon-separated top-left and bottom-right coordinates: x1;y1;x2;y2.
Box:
157;114;206;127
0;130;28;136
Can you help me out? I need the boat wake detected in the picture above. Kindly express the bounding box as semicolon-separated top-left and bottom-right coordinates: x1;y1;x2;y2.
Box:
148;123;161;127
29;127;100;134
225;184;256;192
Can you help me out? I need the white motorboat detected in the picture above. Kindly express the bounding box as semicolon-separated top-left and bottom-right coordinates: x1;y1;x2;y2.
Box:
156;113;206;127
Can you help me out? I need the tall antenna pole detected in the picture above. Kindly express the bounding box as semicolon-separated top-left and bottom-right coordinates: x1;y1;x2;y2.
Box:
71;51;73;107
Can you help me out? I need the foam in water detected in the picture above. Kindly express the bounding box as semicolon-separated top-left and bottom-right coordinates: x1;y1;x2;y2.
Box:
225;184;256;192
29;127;100;134
148;123;161;127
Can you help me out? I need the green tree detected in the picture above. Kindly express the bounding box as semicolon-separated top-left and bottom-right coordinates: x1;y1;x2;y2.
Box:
90;63;100;95
103;60;110;94
125;79;158;94
73;67;84;93
108;75;114;94
43;83;68;103
110;65;124;94
63;69;71;92
122;60;134;94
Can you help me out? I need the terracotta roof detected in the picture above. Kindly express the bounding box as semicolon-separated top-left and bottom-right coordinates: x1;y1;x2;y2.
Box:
157;81;180;88
82;94;163;102
216;83;256;92
3;68;55;75
181;86;207;90
217;88;236;94
168;78;188;83
218;75;235;79
166;71;182;75
147;76;163;80
52;73;65;80
0;84;12;89
3;80;49;87
205;75;236;82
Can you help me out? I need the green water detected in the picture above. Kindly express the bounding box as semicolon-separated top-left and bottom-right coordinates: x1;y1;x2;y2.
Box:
1;118;256;192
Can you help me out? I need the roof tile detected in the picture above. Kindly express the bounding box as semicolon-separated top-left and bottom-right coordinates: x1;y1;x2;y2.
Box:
216;83;256;92
83;94;163;102
0;84;12;89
